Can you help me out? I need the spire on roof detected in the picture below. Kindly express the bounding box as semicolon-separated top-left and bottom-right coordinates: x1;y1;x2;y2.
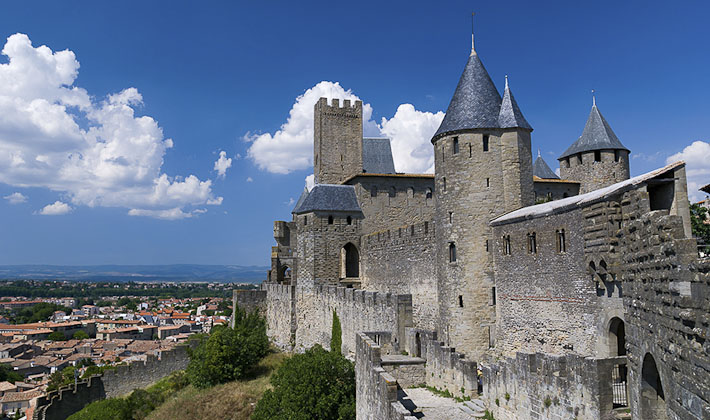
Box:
592;89;596;107
432;29;502;142
559;103;629;159
498;76;532;130
533;154;559;179
471;12;476;56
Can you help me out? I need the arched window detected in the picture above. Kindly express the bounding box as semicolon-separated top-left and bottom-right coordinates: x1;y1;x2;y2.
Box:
328;215;333;225
407;187;414;198
341;243;360;278
346;216;352;225
448;242;457;263
608;317;626;356
426;188;433;199
556;229;566;253
640;353;667;419
452;137;459;154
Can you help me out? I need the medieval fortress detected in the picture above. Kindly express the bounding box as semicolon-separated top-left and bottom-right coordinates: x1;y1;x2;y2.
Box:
236;31;709;420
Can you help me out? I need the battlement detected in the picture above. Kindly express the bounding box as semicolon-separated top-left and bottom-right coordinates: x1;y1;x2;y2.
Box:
306;284;411;309
365;221;435;248
316;97;363;112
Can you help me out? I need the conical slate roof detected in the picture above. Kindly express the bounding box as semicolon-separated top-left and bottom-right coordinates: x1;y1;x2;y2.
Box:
559;105;629;159
533;152;559;179
498;78;532;130
291;188;310;214
432;52;502;141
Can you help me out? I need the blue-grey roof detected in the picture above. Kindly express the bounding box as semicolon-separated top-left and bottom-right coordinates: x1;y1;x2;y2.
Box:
498;81;532;130
291;188;310;214
433;52;502;141
533;154;559;179
292;184;362;215
362;138;396;174
559;105;629;159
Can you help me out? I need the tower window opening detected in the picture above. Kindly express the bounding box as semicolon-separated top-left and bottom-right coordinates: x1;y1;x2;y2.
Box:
453;137;459;154
371;186;378;197
614;150;620;162
458;295;463;308
503;235;511;255
347;216;352;225
565;157;570;168
449;212;453;224
449;242;457;263
527;232;537;254
486;178;490;188
491;287;496;305
304;216;307;225
442;177;447;192
426;188;433;199
424;221;429;234
469;143;472;157
485;239;489;252
398;228;402;238
410;225;415;235
577;153;583;164
483;135;489;152
556;229;566;253
594;150;601;162
328;215;334;224
389;186;396;198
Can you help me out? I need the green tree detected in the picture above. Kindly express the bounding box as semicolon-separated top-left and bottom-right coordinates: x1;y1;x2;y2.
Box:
691;203;710;252
252;345;355;420
48;331;67;341
330;310;342;354
47;366;76;391
0;364;22;383
73;330;90;340
185;305;268;388
66;398;131;420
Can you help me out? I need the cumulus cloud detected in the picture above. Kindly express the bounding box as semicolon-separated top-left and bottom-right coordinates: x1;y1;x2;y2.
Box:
127;207;206;220
379;104;444;174
39;200;71;215
246;81;443;177
0;33;221;219
4;192;27;204
246;176;253;182
666;140;710;202
214;151;232;179
305;174;315;191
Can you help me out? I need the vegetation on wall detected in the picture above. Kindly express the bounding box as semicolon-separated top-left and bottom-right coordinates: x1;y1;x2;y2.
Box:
690;203;710;252
330;310;342;354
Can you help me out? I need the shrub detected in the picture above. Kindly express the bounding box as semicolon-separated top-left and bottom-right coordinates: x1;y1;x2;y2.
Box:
0;364;22;384
48;331;67;341
185;305;268;388
252;345;355;420
330;310;342;354
73;330;90;340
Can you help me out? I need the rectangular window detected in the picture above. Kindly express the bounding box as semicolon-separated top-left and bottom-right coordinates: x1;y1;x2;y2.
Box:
469;143;472;158
527;232;537;254
486;178;490;188
410;225;415;235
565;157;570;168
304;216;307;225
485;239;489;252
452;137;459;154
556;229;566;253
448;212;453;224
491;287;496;306
483;135;489;152
442;177;446;192
424;221;429;234
614;150;620;162
449;242;457;263
503;235;511;255
594;150;601;162
577;153;583;164
458;295;463;308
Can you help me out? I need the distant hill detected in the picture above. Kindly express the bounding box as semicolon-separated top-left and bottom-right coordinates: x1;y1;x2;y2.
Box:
0;264;268;283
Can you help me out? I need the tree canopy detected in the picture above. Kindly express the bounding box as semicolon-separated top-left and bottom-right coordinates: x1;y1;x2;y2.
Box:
690;203;710;252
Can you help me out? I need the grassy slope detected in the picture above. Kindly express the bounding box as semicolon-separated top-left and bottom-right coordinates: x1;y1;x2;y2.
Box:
147;352;288;420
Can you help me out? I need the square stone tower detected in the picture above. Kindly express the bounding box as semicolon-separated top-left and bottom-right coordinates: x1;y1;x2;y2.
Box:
314;98;363;184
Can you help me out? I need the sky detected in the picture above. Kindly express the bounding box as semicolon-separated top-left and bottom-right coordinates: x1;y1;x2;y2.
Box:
0;0;708;266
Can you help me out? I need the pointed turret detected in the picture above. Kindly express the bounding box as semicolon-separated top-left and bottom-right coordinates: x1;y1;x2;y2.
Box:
431;49;502;142
498;76;532;130
559;104;629;159
533;151;559;179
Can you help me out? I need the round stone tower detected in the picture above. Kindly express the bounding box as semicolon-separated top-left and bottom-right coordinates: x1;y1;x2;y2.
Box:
558;101;630;194
432;39;534;359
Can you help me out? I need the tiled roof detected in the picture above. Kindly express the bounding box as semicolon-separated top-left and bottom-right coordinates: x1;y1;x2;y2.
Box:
362;138;396;174
292;184;362;215
533;154;559;179
433;51;502;140
560;104;629;159
498;79;532;130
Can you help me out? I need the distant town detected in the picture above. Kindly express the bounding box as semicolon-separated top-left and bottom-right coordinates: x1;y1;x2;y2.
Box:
0;279;256;418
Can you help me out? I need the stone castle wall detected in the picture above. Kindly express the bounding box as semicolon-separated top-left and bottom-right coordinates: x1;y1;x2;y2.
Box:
295;285;413;358
559;150;630;194
232;289;267;326
619;193;710;420
482;352;620;420
361;221;437;330
34;346;189;420
264;283;296;350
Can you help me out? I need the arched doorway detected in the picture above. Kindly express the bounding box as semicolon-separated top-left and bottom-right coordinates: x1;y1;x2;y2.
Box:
609;317;626;356
341;243;359;278
278;265;292;284
640;353;668;419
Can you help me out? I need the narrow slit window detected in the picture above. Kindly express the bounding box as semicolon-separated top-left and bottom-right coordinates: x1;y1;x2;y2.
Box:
503;235;511;255
577;153;583;164
424;221;429;234
458;295;463;308
485;239;489;252
410;225;415;235
556;229;566;253
449;242;457;263
347;216;352;225
448;212;453;224
469;143;472;158
527;232;537;254
452;137;459;154
491;287;496;305
614;150;620;162
328;215;333;225
304;216;307;226
486;178;490;188
483;135;489;152
442;177;446;192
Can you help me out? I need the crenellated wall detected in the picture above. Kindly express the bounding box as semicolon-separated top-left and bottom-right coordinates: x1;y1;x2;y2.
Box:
264;283;296;350
422;337;478;399
295;285;413;358
232;289;267;327
33;346;189;420
361;221;437;330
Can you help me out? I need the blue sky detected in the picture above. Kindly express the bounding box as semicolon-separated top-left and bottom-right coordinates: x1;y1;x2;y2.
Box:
0;0;708;266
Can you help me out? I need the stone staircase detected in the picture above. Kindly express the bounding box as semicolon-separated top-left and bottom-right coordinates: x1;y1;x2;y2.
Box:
457;398;488;418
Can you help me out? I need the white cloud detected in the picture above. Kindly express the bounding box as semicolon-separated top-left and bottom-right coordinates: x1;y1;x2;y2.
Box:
4;192;27;204
0;33;221;219
246;81;444;176
379;104;444;174
39;200;71;215
666;140;710;202
127;207;206;220
246;176;253;183
214;150;232;179
305;174;315;191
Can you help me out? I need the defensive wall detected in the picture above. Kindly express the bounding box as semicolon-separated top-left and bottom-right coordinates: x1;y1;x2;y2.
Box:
263;283;296;350
232;289;267;325
33;345;189;420
619;197;710;420
481;352;621;420
361;220;438;330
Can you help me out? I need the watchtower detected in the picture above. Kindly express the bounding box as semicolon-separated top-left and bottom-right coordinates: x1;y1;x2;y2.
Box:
314;98;363;184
